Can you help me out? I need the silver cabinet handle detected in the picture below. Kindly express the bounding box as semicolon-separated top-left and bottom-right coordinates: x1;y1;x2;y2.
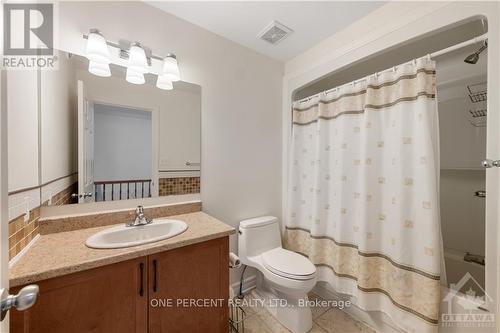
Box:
481;159;500;168
0;285;39;321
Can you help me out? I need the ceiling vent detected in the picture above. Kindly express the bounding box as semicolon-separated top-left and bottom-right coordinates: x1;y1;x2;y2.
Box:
257;21;293;45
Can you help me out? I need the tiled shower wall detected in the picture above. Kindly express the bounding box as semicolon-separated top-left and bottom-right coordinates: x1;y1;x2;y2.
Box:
159;177;200;196
8;182;77;259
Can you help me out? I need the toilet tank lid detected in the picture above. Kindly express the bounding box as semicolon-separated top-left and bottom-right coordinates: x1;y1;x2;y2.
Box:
240;216;278;229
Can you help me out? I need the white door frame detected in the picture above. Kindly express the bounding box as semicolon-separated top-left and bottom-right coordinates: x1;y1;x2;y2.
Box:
91;99;160;198
0;62;10;332
77;81;95;203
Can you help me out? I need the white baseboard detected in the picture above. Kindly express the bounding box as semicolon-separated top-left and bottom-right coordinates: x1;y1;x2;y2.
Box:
313;283;403;333
230;274;257;298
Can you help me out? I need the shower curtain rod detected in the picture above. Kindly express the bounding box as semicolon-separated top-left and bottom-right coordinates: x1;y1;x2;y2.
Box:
297;33;488;104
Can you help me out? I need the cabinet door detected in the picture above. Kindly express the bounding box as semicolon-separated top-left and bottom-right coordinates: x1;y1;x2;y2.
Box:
10;257;148;333
149;237;229;333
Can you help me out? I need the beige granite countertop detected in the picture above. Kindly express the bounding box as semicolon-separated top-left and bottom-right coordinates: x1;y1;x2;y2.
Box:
10;211;235;287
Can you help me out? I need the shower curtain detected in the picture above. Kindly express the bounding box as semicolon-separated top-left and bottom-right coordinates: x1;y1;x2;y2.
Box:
285;57;442;333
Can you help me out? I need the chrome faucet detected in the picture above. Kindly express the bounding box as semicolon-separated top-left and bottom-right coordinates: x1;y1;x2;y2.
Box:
126;206;153;227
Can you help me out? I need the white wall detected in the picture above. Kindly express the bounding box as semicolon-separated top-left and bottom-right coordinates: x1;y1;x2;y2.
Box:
439;97;487;169
7;70;39;192
440;170;485;256
57;1;283;283
94;104;152;181
158;86;200;172
40;52;77;184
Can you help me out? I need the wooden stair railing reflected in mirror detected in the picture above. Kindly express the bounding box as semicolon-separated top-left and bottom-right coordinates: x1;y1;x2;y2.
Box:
94;179;152;202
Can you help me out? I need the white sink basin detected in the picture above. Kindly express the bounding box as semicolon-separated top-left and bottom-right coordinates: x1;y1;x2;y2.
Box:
85;219;188;249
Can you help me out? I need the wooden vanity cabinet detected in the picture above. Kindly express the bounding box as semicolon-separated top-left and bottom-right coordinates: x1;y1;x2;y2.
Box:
148;237;229;333
10;237;229;333
10;257;148;333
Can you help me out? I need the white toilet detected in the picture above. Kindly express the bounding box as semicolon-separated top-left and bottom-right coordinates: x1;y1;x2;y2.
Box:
238;216;317;333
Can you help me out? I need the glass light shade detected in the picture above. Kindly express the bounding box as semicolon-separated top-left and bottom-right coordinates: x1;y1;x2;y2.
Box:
88;61;111;77
126;68;145;85
128;44;148;74
161;55;180;81
85;31;110;64
156;75;173;90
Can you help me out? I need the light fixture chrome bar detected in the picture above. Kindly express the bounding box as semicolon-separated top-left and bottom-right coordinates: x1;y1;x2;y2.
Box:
119;48;152;67
83;34;165;63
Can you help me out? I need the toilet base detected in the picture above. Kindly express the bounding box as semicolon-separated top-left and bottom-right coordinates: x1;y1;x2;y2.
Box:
252;285;313;333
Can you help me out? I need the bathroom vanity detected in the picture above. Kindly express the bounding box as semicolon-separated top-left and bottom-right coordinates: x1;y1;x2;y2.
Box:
9;210;233;333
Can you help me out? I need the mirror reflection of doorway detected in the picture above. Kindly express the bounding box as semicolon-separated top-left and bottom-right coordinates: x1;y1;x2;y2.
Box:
93;103;154;202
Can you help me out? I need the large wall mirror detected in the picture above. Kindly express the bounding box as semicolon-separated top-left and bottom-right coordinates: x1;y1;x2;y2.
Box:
7;50;201;211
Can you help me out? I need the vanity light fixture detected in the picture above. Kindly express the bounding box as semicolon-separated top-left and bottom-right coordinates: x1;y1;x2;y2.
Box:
84;29;180;89
88;61;111;77
85;29;110;64
127;42;149;74
161;54;180;82
126;68;145;85
156;74;173;90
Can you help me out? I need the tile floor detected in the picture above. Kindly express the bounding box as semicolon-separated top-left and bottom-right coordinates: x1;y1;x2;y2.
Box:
232;292;376;333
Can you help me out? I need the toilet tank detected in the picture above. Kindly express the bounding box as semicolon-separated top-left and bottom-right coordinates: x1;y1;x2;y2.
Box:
238;216;281;263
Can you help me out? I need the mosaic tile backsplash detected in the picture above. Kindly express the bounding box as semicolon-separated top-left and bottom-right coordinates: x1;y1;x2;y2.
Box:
8;207;40;260
159;177;200;196
8;182;77;260
51;182;78;206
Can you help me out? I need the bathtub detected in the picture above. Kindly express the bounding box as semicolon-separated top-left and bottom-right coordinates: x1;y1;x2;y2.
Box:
439;250;493;333
443;249;485;296
439;285;494;333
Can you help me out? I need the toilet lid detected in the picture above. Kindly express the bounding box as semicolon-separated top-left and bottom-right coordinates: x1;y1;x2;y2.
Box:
261;248;316;280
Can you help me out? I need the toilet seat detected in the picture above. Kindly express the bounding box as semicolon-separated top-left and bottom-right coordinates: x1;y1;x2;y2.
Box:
261;248;316;280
